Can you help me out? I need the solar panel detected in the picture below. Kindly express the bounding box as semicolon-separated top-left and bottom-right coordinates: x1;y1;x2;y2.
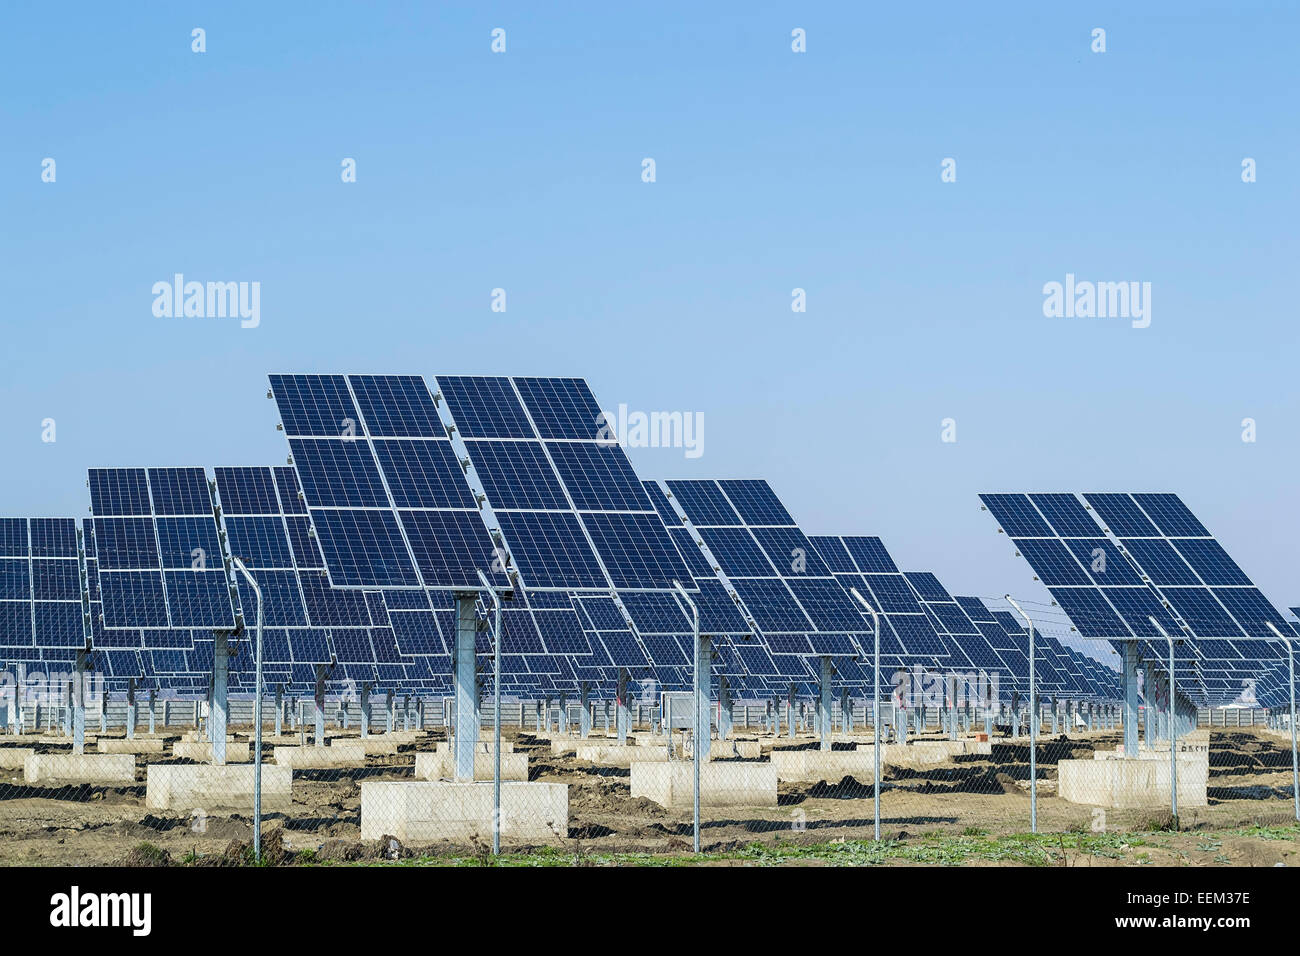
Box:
809;535;948;664
0;518;88;656
980;491;1292;707
269;374;502;590
661;481;866;659
89;468;235;631
435;375;691;594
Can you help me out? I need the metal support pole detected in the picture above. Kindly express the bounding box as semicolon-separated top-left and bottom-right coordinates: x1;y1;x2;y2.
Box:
849;589;882;841
230;557;264;861
1006;596;1037;834
72;652;88;755
818;657;833;752
453;592;479;782
360;683;371;739
275;686;283;738
673;581;704;855
126;679;136;740
212;634;229;766
718;676;732;741
616;669;630;744
148;689;157;735
477;570;505;857
1145;618;1178;821
1122;641;1140;757
10;664;21;735
1266;623;1298;822
579;682;591;739
786;685;796;740
313;669;327;747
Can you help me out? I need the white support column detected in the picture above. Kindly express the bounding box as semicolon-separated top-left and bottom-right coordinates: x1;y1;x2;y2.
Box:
126;679;137;740
818;657;833;751
72;652;88;755
211;635;229;765
616;670;631;744
313;668;327;747
453;593;479;781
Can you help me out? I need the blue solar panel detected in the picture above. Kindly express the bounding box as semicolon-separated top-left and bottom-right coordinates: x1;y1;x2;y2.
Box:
272;374;504;591
842;536;899;574
304;509;418;588
717;480;794;526
1083;493;1160;537
494;511;607;589
979;493;1053;538
348;373;446;438
1027;493;1100;537
371;440;477;509
1132;493;1211;538
435;376;535;439
89;468;235;631
1170;539;1252;586
511;377;604;440
663;480;741;526
546;442;647;511
0;518;88;654
1014;538;1093;586
268;374;360;438
463;440;569;510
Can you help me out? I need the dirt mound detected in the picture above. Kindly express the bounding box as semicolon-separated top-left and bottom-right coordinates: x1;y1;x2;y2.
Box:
118;842;172;866
316;835;407;863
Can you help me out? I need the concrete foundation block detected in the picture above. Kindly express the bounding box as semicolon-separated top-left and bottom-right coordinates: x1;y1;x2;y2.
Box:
547;736;615;755
710;739;762;760
357;738;401;755
34;736;97;746
174;741;251;763
414;751;528;781
274;742;367;768
435;741;514;755
0;748;34;770
145;764;293;810
97;738;165;754
574;744;667;766
360;781;568;843
1059;755;1208;808
630;761;778;808
770;749;877;784
24;753;136;786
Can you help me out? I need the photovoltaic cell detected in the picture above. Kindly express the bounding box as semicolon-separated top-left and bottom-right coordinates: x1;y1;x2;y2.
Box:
89;468;235;631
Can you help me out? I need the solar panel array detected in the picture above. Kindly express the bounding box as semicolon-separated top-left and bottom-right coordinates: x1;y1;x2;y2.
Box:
88;468;236;631
0;517;87;664
269;374;504;591
807;533;1117;703
980;492;1291;707
661;480;867;660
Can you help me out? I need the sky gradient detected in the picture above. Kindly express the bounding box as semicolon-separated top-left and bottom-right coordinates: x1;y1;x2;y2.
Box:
2;2;1296;630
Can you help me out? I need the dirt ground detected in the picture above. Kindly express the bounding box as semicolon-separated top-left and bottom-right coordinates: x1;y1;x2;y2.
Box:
0;728;1296;865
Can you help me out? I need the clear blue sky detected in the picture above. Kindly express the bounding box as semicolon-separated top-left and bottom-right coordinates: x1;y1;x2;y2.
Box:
2;2;1296;624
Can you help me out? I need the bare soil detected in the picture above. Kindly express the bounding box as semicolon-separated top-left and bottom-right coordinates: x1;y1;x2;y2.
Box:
0;728;1295;865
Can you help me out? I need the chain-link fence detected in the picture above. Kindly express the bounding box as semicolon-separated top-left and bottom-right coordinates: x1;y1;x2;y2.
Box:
2;597;1296;866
